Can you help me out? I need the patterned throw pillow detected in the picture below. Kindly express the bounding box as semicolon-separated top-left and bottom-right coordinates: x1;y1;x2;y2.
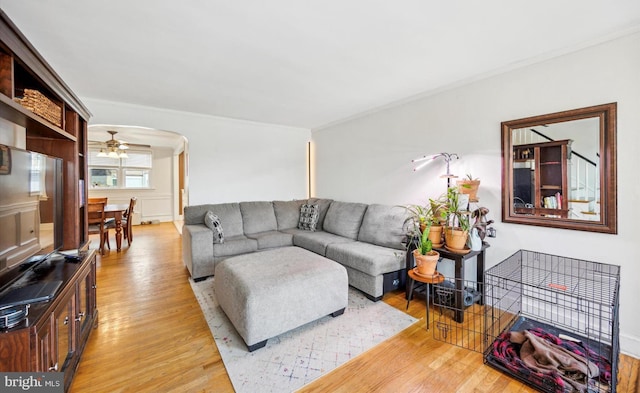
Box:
298;204;319;231
204;211;224;243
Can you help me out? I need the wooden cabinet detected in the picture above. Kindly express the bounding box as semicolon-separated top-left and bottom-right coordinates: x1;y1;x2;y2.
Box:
513;140;571;218
0;10;91;250
0;251;97;392
0;12;96;390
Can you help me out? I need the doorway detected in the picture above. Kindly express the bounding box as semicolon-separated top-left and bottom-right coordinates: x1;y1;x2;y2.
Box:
87;124;188;225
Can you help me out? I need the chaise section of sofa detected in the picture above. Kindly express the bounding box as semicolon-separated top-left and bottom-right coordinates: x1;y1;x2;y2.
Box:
325;204;409;299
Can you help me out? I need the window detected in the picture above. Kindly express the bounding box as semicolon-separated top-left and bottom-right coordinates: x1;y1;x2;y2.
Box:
29;153;46;197
88;149;152;189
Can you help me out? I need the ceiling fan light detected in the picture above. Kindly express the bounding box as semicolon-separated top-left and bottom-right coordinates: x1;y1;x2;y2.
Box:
107;150;119;158
97;149;107;157
118;151;128;158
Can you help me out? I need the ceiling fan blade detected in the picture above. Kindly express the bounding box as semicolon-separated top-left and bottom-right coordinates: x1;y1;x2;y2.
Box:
89;131;153;149
126;143;152;148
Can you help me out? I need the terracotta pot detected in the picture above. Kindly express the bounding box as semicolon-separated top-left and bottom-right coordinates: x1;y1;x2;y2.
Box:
457;179;480;202
444;227;468;250
413;249;439;276
428;225;443;246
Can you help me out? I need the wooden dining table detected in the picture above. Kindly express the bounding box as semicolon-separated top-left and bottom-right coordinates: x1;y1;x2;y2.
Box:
104;204;129;251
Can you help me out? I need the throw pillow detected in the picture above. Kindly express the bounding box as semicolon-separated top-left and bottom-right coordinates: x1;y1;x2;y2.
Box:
204;211;224;243
298;204;319;231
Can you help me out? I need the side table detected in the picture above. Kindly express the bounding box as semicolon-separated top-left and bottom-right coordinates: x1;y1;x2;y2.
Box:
405;239;489;323
406;269;445;330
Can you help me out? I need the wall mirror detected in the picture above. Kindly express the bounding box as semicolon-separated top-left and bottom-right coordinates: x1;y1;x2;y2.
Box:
501;103;617;233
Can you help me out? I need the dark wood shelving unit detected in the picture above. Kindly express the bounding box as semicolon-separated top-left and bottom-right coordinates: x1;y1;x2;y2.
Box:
0;10;91;250
0;10;95;390
513;140;571;217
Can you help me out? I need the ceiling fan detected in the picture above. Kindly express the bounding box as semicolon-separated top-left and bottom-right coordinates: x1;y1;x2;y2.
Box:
89;130;150;158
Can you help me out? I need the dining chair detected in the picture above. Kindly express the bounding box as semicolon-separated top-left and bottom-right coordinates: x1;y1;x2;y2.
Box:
87;202;109;254
88;197;116;249
123;197;137;245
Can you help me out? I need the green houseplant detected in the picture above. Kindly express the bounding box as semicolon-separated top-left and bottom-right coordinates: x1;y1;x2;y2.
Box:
404;200;447;247
456;173;480;202
444;187;471;251
412;221;440;276
404;204;431;232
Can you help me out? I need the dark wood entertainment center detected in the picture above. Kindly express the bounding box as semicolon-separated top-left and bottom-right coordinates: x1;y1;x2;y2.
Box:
0;251;97;391
0;10;95;391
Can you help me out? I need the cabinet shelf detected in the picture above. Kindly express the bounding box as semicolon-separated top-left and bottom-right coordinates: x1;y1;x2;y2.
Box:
0;93;76;141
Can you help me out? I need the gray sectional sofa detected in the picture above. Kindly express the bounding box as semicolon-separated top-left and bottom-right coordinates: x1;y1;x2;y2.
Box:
182;198;410;300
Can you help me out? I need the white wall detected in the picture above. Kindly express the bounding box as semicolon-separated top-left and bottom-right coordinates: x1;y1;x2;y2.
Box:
82;99;311;207
88;146;175;223
312;32;640;357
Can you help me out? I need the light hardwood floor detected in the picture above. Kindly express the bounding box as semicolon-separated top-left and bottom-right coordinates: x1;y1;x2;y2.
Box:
70;223;639;392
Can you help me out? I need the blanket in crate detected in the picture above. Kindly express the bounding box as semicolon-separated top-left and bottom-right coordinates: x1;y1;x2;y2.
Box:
490;327;612;393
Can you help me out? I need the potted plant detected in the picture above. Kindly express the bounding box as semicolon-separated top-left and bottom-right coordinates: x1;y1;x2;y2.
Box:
412;222;440;276
427;198;448;247
404;204;430;232
444;187;471;250
456;173;481;202
404;201;447;247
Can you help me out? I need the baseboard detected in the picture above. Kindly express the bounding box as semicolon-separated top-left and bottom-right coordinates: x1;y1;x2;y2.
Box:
620;333;640;359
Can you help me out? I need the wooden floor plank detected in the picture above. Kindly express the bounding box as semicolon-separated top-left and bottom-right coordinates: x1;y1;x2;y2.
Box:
70;223;639;392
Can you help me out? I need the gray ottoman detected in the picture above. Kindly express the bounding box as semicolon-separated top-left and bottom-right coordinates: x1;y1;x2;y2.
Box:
213;246;348;351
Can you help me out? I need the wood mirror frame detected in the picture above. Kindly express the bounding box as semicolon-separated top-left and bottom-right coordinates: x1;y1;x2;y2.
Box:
501;103;617;234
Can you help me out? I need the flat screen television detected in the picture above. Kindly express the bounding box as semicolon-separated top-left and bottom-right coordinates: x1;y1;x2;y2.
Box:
0;144;63;288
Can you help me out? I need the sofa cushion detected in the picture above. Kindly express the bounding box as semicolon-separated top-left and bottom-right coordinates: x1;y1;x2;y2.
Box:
297;204;319;231
185;203;244;237
272;200;305;230
322;201;368;240
326;241;406;276
240;201;278;235
213;235;258;258
184;204;215;225
292;230;355;256
357;204;409;250
307;198;333;231
204;211;224;243
246;230;294;249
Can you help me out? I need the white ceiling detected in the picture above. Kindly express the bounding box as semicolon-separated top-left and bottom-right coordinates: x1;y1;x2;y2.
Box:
1;1;640;130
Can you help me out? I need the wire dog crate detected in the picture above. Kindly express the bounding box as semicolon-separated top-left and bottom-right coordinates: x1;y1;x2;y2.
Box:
432;277;486;352
483;250;620;393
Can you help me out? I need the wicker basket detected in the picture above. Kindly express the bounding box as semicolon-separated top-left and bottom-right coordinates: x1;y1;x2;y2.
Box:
13;88;62;127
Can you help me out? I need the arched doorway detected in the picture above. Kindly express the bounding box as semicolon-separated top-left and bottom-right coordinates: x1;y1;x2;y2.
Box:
87;124;188;224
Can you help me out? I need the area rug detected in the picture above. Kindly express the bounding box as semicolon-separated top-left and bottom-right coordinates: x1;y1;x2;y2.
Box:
190;277;417;393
